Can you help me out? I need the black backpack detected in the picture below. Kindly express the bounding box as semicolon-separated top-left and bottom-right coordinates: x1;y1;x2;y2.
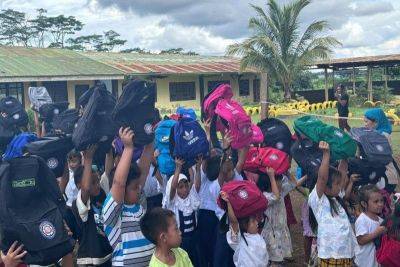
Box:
24;136;74;177
72;85;117;151
257;118;293;154
0;97;28;128
39;102;69;123
52;109;80;135
0;156;74;265
77;86;95;109
0;122;19;153
290;139;323;189
350;127;393;166
112;79;156;146
348;158;387;186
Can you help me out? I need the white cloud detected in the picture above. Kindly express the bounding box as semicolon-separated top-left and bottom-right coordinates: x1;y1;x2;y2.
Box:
1;0;400;58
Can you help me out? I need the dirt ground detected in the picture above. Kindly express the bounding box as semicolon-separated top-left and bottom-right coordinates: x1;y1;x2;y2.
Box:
288;190;308;267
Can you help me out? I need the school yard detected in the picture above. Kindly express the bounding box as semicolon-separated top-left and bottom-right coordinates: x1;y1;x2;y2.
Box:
251;107;400;266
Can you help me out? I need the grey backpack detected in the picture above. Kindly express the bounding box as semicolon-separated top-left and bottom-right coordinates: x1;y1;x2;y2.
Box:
28;87;52;112
350;127;392;166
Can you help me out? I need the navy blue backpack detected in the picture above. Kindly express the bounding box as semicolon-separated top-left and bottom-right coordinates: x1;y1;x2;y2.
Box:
170;117;209;168
155;119;176;176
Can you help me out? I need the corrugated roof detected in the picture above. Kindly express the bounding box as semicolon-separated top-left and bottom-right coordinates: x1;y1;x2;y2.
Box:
0;46;124;80
81;51;257;75
316;54;400;68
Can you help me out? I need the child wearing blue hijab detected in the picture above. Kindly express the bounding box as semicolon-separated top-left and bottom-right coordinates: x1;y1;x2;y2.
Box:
364;108;392;135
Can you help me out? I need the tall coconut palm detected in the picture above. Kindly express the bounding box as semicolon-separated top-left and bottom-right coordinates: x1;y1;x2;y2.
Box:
227;0;341;100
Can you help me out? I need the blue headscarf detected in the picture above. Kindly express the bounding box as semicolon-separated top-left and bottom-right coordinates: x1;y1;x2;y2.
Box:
364;108;392;134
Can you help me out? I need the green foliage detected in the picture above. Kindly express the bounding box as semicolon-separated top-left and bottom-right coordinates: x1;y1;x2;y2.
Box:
0;9;35;46
227;0;340;100
27;109;36;132
120;47;150;54
160;48;199;55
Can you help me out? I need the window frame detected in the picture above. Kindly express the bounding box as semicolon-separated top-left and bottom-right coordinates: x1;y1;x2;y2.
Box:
169;81;196;102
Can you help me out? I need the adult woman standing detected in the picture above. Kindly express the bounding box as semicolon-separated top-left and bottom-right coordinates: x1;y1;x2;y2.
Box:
364;108;399;191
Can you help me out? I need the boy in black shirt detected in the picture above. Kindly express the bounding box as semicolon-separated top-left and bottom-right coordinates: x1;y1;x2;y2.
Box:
72;145;113;266
335;84;351;131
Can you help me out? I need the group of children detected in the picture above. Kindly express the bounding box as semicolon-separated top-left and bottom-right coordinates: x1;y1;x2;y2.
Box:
1;107;399;267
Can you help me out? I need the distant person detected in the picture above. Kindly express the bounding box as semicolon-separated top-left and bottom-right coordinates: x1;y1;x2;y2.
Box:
335;84;351;131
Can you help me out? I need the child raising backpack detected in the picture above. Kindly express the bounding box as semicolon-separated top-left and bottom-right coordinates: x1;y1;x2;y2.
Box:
219;181;268;267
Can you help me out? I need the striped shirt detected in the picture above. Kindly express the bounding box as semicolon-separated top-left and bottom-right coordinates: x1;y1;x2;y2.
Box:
102;193;155;266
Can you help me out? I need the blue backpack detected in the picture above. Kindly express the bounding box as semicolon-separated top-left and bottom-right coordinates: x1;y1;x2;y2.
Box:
3;132;38;160
170;117;209;168
176;107;197;120
155;119;176;176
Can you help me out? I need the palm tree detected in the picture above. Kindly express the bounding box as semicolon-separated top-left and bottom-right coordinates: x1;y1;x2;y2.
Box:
227;0;341;101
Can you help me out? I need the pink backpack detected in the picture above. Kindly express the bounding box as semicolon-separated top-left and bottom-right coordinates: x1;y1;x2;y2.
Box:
243;147;290;175
215;99;253;149
251;124;264;144
201;84;233;128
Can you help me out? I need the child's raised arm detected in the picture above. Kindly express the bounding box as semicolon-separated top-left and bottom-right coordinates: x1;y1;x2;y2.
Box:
236;146;249;174
266;167;280;199
104;147;114;178
316;141;330;198
195;156;202;193
59;163;69;194
221;191;239;234
170;158;184;200
111;127;134;204
80;145;97;204
138;142;155;190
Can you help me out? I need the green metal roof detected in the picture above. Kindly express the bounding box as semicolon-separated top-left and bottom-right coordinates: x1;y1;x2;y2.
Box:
81;51;256;75
0;46;124;79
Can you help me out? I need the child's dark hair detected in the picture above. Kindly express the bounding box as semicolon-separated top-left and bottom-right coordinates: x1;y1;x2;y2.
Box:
73;166;84;186
67;149;82;162
126;162;142;185
256;173;283;192
140;207;175;245
358;184;380;211
205;155;221;181
326;167;348;217
383;202;400;240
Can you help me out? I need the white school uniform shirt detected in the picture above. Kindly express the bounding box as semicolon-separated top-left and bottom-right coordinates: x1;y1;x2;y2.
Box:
355;213;383;267
162;176;201;229
308;188;356;259
209;170;243;220
143;164;163;198
198;167;217;211
65;169;78;207
226;228;268;267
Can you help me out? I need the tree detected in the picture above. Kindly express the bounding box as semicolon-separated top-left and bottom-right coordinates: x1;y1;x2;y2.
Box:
29;9;51;48
160;48;198;55
120;47;149;53
66;34;103;51
0;9;34;46
95;30;126;52
47;15;83;48
227;0;340;100
160;48;184;54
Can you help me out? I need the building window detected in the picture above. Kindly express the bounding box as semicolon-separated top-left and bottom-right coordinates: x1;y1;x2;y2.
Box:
207;80;230;92
0;82;24;103
169;82;196;101
239;79;250;96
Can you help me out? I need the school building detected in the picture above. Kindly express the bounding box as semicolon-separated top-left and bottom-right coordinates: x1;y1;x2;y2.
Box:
0;46;261;110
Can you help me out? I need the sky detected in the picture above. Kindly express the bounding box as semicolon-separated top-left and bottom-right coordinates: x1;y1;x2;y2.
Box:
1;0;400;58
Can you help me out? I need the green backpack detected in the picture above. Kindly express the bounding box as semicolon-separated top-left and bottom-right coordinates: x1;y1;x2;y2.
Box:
294;116;357;161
